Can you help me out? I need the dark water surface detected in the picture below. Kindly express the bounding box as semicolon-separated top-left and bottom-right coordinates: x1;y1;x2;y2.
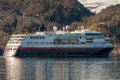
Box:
0;55;120;80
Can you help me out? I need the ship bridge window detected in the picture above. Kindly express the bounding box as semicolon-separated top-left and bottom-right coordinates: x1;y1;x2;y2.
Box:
30;36;45;39
85;33;102;36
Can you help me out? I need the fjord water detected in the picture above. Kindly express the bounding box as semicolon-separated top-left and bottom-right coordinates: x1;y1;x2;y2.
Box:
0;56;120;80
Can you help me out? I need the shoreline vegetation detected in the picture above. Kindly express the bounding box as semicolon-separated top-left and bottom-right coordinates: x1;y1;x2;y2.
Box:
0;0;120;54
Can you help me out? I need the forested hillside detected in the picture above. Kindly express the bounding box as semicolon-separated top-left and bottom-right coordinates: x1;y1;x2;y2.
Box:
0;0;93;53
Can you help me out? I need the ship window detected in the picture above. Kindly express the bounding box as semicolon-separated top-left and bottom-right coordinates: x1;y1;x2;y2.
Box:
19;39;23;41
21;36;25;38
27;42;32;44
86;41;93;43
15;36;19;38
19;42;22;44
30;36;33;39
50;42;53;44
43;36;45;39
34;42;38;44
33;36;35;39
81;42;85;44
39;36;45;39
13;48;16;50
36;36;38;39
39;42;42;44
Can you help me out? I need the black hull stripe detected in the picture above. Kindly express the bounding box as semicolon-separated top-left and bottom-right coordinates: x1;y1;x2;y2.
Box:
13;47;113;57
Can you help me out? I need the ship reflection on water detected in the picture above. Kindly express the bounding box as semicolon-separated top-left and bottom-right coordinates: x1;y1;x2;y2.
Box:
4;57;120;80
5;57;22;80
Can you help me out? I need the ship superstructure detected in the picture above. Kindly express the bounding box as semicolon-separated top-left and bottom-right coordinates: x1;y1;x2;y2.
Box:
4;35;26;56
4;27;113;57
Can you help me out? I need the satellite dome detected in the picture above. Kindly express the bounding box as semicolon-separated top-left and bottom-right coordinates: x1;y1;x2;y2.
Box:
66;25;70;30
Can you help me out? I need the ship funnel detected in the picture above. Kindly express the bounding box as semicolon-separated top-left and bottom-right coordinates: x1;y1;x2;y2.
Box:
41;24;44;31
39;24;46;32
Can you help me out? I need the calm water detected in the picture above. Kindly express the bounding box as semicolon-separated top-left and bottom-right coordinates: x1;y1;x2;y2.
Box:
0;55;120;80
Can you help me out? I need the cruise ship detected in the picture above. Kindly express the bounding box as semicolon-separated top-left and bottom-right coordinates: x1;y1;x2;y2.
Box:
3;26;114;57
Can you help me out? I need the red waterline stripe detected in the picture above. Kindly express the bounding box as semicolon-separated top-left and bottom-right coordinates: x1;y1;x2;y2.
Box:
18;47;104;51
